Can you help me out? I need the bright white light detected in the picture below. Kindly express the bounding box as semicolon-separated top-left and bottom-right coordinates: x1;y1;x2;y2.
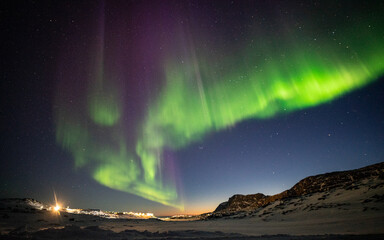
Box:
53;204;61;212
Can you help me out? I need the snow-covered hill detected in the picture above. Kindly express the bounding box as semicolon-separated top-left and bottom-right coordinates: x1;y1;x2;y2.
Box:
207;162;384;219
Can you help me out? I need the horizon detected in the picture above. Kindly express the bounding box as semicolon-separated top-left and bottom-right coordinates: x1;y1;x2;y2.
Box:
4;160;383;216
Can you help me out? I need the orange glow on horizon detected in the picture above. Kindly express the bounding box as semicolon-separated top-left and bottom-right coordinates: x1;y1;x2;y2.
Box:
157;206;215;217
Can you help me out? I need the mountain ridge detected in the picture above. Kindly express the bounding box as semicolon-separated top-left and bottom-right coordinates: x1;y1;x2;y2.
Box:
210;162;384;217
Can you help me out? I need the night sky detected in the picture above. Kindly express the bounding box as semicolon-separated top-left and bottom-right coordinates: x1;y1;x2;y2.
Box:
1;0;384;216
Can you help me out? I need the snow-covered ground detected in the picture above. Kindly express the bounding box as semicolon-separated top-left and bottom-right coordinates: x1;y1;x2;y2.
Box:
1;176;383;239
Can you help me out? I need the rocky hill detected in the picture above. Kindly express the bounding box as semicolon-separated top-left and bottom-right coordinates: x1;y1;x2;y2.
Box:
210;162;384;217
0;198;45;213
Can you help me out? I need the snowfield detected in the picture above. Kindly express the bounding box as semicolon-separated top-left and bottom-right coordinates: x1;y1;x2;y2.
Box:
1;171;383;239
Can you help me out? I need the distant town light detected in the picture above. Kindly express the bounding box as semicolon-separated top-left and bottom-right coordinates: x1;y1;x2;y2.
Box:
53;204;61;212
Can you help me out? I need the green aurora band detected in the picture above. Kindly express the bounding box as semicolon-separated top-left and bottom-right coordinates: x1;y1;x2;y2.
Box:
55;11;384;209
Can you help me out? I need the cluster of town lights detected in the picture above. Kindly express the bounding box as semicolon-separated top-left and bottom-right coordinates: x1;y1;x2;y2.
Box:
50;192;154;218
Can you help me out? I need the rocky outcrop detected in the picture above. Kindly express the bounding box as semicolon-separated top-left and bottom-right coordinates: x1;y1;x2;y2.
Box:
214;193;267;212
213;162;384;214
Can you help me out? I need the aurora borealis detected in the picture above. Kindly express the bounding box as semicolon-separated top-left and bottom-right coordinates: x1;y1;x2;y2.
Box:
53;0;384;209
1;0;384;215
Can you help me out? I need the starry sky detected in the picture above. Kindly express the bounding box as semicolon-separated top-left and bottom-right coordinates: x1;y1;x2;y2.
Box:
1;0;384;216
